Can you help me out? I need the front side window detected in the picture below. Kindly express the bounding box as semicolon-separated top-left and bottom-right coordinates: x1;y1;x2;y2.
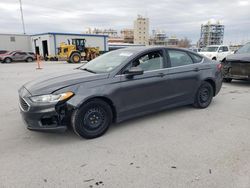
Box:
223;46;229;52
130;51;163;72
168;50;193;67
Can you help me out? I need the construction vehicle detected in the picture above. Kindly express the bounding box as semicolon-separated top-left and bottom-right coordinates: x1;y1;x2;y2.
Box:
45;38;100;63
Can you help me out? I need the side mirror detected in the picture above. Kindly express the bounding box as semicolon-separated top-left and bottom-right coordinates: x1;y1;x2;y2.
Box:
218;50;223;53
125;67;144;78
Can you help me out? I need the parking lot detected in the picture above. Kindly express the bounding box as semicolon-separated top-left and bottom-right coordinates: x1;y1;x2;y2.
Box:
0;61;250;187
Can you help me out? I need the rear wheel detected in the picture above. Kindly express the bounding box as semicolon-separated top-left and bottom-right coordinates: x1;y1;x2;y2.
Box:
4;58;12;63
69;52;81;63
72;99;113;139
193;81;214;109
223;78;232;83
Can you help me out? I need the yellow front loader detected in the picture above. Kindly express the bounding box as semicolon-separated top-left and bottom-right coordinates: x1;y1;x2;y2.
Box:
45;39;100;63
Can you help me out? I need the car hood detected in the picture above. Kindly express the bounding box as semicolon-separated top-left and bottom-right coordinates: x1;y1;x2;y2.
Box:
226;53;250;62
23;69;109;96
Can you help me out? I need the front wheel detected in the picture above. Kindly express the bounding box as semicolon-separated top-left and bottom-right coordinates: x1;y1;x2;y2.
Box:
4;58;12;63
26;57;33;62
193;81;214;109
69;52;81;63
72;99;113;139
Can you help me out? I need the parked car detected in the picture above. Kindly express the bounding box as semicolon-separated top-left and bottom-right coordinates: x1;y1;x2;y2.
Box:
222;42;250;82
0;51;36;63
19;47;223;139
0;50;8;54
189;48;201;53
199;45;231;61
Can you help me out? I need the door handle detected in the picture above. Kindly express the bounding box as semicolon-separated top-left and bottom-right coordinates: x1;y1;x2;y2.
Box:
193;68;200;72
157;73;165;77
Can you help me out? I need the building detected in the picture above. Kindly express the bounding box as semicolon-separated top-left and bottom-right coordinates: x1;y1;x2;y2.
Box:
133;15;149;45
166;36;179;47
30;32;108;57
0;33;31;52
149;30;168;46
121;29;134;43
90;28;118;38
199;21;224;48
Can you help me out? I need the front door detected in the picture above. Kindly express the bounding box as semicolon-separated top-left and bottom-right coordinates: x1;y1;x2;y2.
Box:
115;50;168;120
12;52;26;61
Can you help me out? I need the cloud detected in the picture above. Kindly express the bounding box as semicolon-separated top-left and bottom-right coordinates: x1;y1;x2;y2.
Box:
0;0;249;44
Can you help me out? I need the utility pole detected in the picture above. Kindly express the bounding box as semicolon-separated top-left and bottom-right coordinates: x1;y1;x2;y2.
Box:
19;0;26;34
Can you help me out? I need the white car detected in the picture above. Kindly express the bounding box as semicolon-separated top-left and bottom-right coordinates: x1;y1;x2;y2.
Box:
199;45;231;62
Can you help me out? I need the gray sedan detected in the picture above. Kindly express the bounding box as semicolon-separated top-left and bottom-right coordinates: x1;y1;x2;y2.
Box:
19;47;223;139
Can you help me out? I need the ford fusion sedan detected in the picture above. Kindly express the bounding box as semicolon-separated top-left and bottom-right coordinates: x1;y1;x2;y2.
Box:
19;47;223;139
222;42;250;82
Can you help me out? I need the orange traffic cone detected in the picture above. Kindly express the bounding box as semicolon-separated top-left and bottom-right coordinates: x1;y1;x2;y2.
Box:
36;54;42;69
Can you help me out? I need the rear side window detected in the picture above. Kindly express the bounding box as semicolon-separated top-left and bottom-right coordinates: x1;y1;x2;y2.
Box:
189;53;203;63
168;50;193;67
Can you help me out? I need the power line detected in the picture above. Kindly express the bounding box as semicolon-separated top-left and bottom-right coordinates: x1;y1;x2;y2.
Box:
19;0;26;34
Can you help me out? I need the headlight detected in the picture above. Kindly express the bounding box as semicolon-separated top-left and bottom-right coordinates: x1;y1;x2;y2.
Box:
30;91;74;103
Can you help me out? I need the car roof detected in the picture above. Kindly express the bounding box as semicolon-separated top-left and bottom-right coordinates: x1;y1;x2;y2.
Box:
116;46;193;53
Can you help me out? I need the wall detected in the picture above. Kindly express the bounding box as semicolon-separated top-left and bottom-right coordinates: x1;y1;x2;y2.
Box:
0;34;31;51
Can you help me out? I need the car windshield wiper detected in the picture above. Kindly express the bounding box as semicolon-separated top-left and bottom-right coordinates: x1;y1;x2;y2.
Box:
81;68;97;74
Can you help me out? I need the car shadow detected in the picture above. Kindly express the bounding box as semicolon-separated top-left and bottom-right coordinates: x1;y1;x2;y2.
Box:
108;105;195;134
228;80;250;87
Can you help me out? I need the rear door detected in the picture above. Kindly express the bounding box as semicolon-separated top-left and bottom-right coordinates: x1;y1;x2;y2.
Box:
164;49;202;104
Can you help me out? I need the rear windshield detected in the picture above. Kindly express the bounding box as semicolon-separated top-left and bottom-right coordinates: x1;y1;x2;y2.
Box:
236;43;250;54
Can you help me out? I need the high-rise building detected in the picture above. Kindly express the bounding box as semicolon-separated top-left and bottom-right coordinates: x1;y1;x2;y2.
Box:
199;21;224;48
121;29;134;43
133;15;149;45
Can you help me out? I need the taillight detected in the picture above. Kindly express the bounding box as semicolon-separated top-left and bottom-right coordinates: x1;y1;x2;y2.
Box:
217;63;222;70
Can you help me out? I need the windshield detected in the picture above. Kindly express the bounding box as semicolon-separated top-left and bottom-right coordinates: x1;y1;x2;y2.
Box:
80;50;134;73
236;43;250;54
201;47;218;52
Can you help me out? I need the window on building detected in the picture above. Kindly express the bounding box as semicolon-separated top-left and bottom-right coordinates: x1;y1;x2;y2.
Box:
10;36;15;42
168;50;194;67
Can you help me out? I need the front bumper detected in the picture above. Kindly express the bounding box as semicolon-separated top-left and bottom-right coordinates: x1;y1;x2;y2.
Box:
19;87;69;132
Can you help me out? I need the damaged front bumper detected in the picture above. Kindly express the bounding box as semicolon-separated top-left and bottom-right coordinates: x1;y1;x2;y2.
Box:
18;87;72;132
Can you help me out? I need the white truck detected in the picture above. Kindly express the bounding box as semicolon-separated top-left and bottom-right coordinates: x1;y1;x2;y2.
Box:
199;45;232;62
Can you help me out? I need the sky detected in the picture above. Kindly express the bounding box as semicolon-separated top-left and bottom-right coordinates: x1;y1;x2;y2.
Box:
0;0;250;44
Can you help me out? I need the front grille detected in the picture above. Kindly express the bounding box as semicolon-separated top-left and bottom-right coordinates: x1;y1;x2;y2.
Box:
19;97;30;112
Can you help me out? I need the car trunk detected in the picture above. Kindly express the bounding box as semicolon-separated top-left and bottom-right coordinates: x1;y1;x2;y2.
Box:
224;61;250;78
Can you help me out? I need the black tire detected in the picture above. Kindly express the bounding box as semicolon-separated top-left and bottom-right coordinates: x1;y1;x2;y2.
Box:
4;58;12;63
193;81;214;109
223;78;232;83
69;52;81;63
26;57;33;62
212;57;216;60
72;99;113;139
